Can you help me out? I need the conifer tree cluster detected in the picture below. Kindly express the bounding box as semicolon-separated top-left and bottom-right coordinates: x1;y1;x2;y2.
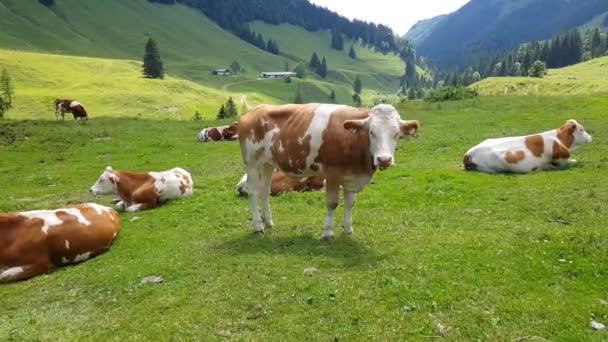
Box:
217;97;238;119
0;68;14;118
309;53;328;78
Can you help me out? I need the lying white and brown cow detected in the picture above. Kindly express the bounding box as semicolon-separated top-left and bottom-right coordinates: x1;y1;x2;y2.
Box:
54;99;89;121
238;103;420;239
197;123;238;142
89;166;194;212
464;119;592;174
237;170;325;197
1;203;120;283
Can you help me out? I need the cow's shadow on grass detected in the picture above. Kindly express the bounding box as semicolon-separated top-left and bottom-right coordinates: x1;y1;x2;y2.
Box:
216;232;383;268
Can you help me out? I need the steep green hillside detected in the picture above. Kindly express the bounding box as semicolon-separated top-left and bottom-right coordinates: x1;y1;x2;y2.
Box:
251;22;403;93
473;56;608;96
0;49;278;120
403;15;447;46
0;0;289;87
0;0;405;107
408;0;608;67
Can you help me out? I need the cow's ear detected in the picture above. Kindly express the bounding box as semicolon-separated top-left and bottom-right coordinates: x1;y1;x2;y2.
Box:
399;120;420;138
343;120;366;134
105;166;113;172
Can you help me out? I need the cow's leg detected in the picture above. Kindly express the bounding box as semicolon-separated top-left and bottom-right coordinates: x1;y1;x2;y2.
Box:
0;260;51;283
322;181;340;240
259;164;274;229
125;202;155;212
246;166;264;234
343;190;357;235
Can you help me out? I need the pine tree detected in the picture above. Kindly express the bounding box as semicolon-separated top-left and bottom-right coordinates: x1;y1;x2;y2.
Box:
329;89;336;102
309;53;321;69
353;75;362;94
591;28;602;58
142;38;165;79
1;68;14;107
349;45;356;59
318;57;328;78
230;61;241;74
407;88;415;100
225;97;238;118
38;0;54;6
331;29;344;51
216;104;227;119
294;63;306;78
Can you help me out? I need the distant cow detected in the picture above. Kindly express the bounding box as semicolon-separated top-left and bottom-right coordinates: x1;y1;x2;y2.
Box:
237;170;325;197
464;119;592;174
0;203;120;283
54;99;89;121
238;103;420;239
197;123;238;142
89;166;194;212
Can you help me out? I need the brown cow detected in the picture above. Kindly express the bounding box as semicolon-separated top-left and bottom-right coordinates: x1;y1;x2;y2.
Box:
0;203;120;283
237;103;420;239
54;99;89;121
89;166;194;212
236;170;325;196
197;123;239;142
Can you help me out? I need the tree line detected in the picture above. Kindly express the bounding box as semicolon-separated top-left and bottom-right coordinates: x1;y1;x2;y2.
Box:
149;0;398;53
434;27;608;88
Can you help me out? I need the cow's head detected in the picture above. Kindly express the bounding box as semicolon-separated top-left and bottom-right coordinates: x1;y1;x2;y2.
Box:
54;99;62;109
197;129;208;142
89;166;118;195
559;119;592;151
344;104;420;170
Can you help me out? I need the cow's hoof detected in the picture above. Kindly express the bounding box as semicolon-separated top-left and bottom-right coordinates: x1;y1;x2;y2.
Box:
253;230;265;236
321;235;335;241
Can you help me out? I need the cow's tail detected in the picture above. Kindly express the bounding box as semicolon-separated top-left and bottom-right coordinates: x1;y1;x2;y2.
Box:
463;154;478;171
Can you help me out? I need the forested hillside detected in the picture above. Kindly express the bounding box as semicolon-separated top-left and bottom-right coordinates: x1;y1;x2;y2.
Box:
408;0;608;68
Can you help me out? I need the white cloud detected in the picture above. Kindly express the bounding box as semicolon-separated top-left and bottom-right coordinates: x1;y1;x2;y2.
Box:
309;0;470;35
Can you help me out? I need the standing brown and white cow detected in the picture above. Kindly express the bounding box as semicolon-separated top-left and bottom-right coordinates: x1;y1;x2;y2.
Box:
54;99;89;121
0;203;120;283
238;103;420;239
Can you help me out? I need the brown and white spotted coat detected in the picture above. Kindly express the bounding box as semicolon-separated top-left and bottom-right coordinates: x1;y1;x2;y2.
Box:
54;99;89;121
236;170;325;197
237;103;420;239
197;123;239;142
89;166;194;212
0;203;119;283
464;119;593;174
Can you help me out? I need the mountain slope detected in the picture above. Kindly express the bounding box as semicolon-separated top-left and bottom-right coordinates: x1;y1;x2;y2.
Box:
403;15;447;47
408;0;608;68
472;56;608;96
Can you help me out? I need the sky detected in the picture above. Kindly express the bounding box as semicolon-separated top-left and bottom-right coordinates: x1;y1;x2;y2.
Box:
308;0;470;35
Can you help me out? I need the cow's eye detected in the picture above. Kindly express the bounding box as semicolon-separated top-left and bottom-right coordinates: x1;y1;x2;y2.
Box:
370;131;376;137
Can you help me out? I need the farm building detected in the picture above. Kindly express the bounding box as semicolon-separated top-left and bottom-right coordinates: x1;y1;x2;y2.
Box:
259;72;297;79
212;69;231;76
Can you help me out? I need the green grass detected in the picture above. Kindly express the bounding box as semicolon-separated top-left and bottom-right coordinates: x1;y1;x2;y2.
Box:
1;95;607;340
473;56;608;96
0;49;278;120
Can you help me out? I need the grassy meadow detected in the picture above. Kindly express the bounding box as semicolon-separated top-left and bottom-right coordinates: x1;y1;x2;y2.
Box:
474;56;608;96
1;95;607;340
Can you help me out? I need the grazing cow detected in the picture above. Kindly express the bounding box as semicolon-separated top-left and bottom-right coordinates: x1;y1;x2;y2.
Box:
238;103;420;239
0;203;120;283
89;166;194;212
236;170;325;197
464;119;593;174
54;99;89;121
197;123;238;142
